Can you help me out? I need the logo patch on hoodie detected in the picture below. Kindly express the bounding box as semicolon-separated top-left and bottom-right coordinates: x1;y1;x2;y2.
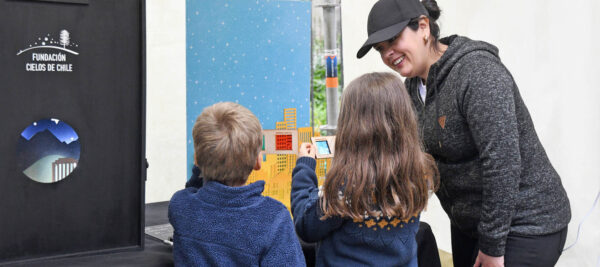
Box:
438;116;446;129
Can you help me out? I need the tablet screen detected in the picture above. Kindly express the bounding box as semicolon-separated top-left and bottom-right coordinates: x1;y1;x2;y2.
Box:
316;140;331;155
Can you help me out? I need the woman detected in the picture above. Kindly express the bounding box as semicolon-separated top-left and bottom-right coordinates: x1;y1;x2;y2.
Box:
357;0;571;266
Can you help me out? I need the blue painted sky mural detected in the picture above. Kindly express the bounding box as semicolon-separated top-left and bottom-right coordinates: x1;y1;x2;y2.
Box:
186;0;312;175
21;118;79;144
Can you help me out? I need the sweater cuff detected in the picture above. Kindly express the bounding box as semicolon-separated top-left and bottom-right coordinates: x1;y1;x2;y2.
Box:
478;235;506;257
296;157;316;170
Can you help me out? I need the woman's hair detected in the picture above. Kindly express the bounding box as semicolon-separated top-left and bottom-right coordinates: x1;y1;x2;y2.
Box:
408;0;442;53
320;72;439;220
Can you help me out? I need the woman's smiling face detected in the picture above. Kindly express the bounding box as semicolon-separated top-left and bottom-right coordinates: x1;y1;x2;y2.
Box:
374;20;430;79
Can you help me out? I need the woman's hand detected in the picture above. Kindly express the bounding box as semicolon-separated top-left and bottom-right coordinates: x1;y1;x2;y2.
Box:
473;250;504;267
299;142;316;159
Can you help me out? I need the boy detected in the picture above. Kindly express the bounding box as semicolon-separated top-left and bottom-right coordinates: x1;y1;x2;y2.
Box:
168;102;306;266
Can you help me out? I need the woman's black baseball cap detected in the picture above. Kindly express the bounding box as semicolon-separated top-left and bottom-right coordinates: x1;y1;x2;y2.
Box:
356;0;428;58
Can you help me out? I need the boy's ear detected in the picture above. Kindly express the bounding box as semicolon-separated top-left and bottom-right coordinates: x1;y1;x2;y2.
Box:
253;153;262;171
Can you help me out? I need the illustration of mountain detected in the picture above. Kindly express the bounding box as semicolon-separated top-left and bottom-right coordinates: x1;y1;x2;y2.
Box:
17;129;80;170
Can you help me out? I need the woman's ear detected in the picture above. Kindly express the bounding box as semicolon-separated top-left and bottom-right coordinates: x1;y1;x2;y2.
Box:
419;16;431;44
419;15;430;33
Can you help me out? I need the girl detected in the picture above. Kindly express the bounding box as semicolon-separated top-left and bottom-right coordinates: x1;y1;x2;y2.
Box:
291;72;438;266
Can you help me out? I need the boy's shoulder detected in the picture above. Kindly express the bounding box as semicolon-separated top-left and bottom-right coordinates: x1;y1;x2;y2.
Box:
168;187;200;213
245;194;293;228
259;196;290;213
170;187;198;202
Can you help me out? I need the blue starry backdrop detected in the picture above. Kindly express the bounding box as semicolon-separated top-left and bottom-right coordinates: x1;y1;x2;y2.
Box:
186;0;311;175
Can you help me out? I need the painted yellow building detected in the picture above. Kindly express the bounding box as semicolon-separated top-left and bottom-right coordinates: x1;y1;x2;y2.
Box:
298;126;312;149
316;158;331;186
247;108;330;211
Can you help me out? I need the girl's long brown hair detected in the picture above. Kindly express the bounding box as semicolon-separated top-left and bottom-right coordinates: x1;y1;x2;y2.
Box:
321;72;438;220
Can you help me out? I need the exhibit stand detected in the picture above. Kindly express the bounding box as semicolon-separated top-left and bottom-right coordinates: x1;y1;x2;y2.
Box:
0;0;146;263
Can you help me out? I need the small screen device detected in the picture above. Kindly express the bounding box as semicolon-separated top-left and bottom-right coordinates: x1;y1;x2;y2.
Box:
316;140;331;155
311;136;335;158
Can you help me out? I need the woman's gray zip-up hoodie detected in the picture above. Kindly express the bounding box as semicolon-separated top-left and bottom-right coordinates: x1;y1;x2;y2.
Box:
405;35;571;257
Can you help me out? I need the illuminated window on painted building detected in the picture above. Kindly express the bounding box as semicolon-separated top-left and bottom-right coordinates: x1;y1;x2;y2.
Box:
275;134;293;150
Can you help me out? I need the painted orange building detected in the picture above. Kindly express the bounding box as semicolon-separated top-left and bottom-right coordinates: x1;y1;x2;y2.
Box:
247;108;330;211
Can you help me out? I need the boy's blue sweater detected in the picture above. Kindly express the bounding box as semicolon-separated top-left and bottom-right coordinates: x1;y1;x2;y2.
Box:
169;180;306;267
292;157;420;267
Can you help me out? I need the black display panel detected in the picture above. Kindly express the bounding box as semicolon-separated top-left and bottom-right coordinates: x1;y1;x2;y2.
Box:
0;0;145;263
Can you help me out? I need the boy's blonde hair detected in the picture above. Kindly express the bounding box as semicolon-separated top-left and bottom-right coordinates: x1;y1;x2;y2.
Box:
193;102;262;185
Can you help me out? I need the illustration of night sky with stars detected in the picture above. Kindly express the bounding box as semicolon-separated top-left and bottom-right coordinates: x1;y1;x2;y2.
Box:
21;118;79;144
186;0;311;174
17;118;81;183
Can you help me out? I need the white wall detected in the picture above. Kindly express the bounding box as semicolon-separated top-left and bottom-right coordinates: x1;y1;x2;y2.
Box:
145;1;187;203
342;0;600;265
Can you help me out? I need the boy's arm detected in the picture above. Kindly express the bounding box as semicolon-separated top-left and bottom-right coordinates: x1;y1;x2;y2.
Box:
260;208;307;267
291;157;343;243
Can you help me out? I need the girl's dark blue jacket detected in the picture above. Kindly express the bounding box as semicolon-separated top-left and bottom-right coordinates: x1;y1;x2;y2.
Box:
292;157;420;267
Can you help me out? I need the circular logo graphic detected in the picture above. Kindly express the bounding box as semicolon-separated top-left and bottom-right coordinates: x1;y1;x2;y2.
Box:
17;118;80;183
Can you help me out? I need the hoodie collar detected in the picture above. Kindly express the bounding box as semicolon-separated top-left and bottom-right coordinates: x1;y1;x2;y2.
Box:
198;180;266;208
425;35;499;97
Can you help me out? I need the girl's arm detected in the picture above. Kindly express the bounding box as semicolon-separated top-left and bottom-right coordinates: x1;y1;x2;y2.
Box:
291;156;343;243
